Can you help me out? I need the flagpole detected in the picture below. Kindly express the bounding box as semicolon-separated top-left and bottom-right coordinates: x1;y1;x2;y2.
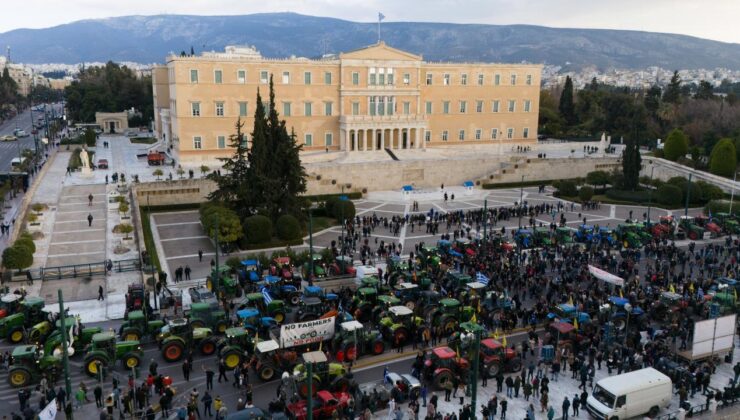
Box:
377;15;381;42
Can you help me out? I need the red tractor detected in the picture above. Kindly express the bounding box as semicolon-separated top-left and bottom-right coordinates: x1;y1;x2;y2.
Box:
695;215;722;237
286;390;351;420
423;346;470;389
480;338;523;377
328;256;356;277
124;283;149;318
270;257;296;282
147;151;166;166
544;321;591;354
650;216;674;240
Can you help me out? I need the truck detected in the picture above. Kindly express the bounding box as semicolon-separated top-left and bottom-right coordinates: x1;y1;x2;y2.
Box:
586;367;672;420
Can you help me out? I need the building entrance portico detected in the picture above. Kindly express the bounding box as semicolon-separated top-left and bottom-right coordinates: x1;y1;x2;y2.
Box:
340;116;427;153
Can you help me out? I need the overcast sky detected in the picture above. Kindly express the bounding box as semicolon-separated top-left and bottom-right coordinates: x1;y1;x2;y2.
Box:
2;0;739;44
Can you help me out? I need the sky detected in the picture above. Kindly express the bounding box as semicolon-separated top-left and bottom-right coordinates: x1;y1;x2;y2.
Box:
2;0;739;44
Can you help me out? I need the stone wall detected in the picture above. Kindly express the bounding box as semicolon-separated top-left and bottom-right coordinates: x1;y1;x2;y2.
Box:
133;179;217;207
641;157;739;193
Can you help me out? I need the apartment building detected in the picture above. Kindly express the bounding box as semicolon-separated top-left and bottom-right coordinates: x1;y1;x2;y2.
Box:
152;42;542;164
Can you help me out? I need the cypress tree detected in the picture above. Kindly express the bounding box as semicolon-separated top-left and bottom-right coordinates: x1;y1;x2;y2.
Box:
559;76;575;126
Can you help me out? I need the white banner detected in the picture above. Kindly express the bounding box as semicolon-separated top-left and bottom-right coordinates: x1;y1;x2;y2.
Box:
38;398;57;420
588;265;625;287
280;317;336;348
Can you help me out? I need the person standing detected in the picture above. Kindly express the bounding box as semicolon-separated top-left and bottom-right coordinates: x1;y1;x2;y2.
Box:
203;364;214;390
94;384;103;408
184;265;191;281
198;249;203;262
217;359;228;383
562;396;570;420
500;398;507;420
202;391;213;417
182;359;191;381
87;213;93;227
88;194;93;206
98;285;104;301
572;393;580;416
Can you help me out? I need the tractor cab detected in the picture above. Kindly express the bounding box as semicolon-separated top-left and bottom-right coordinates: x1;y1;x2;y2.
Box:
189;302;228;333
387;305;414;324
534;227;553;246
355;288;378;304
0;294;22;318
555;227;573;245
377;295;402;311
303;254;327;278
160;318;193;339
424;346;470;388
272;257;295;281
223;327;254;349
445;271;473;292
678;216;704;240
695;215;721;235
394;282;421;309
547;303;591;324
236;308;278;334
302;286;325;299
297;297;328;322
240;292;286;324
125;283;147;315
575;225;595;243
715;213;740;234
514;229;534;248
206;266;240;299
90;332;117;356
418;246;441;267
449;321;486;350
329;256;357;277
240;259;262;283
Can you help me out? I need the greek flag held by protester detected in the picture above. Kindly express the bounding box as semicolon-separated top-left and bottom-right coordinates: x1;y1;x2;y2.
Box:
476;272;490;285
262;288;273;304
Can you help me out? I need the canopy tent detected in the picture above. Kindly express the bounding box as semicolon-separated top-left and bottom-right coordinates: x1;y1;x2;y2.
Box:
588;265;625;287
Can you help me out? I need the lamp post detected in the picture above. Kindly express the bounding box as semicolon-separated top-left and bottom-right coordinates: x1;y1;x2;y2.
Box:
623;303;632;347
684;173;692;218
308;210;314;286
730;171;738;215
646;164;654;225
58;290;73;420
340;185;346;256
518;175;525;228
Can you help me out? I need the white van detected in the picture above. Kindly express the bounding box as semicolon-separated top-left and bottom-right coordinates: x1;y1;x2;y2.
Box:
586;367;672;419
10;157;26;168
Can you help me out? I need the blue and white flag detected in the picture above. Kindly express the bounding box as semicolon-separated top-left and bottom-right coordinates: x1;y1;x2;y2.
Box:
383;366;389;382
476;272;490;285
262;288;273;304
379;12;386;21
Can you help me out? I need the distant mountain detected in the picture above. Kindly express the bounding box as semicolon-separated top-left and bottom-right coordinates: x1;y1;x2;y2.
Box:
3;13;740;70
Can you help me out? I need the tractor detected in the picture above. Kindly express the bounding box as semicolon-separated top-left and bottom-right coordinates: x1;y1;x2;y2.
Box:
648;216;675;240
327;256;356;277
293;351;353;398
595;227;618;246
0;297;49;343
650;291;689;322
350;287;378;323
296;297;331;322
514;229;535;248
0;294;22;319
124;283;150;319
189;302;229;334
240;292;287;324
7;345;62;388
678;216;705;241
236;308;279;337
252;339;299;381
240;259;262;283
206;265;242;299
427;298;473;335
373;294;402;322
261;276;302;306
418;246;441;267
444;271;473;296
602;296;646;330
534;227;554;247
269;257;299;284
423;346;471;389
379;306;429;345
715;212;740;234
479;338;522;377
217;327;255;369
44;317;101;356
26;313;79;345
544;321;591;354
575;225;595;243
82;331;143;377
555;227;574;245
302;254;327;279
157;318;218;362
118;310;164;342
695;215;722;237
547;303;591;326
393;282;423;310
616;223;650;248
332;320;385;362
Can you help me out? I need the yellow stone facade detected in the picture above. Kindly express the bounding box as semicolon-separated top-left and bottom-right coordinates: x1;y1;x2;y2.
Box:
152;42;541;164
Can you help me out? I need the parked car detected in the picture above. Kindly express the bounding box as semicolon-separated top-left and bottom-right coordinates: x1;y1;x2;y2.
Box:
97;159;109;169
1;135;17;142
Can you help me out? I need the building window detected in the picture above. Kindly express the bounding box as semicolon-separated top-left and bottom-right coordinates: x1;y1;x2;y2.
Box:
524;100;531;112
510;74;517;85
324;72;332;85
241;134;248;148
508;100;516;112
523;127;529;139
403;73;410;85
369;73;377;86
425;131;431;142
442;130;449;141
304;134;313;146
190;69;198;83
401;102;409;115
304;102;312;117
325;132;333;146
458;130;465;141
378;97;385;116
379;73;385;85
283;102;291;117
191;102;200;117
475;129;482;140
387;97;393;115
443;74;450;86
425;101;432;114
387;72;394;85
352;72;359;85
459;101;467;113
193;136;202;149
461;74;468;85
237;70;246;84
476;100;483;113
369;97;376;116
214;70;223;84
304;72;312;85
507;128;514;139
260;71;269;84
217;136;226;149
492;100;500;113
491;128;498;140
215;102;224;117
443;101;450;114
494;74;500;85
477;74;484;85
352;102;359;115
426;73;432;85
238;102;248;117
526;74;533;85
324;102;333;116
282;71;290;84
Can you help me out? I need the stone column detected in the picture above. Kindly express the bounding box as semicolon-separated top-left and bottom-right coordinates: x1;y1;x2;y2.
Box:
380;129;385;150
340;129;346;151
370;129;376;151
352;130;358;151
362;129;367;151
416;127;421;149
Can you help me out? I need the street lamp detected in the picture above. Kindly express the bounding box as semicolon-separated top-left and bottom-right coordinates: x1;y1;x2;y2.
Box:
623;303;632;347
646;162;654;225
730;171;738;215
518;175;525;228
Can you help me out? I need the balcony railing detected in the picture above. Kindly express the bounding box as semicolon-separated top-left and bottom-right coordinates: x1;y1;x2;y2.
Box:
339;114;428;124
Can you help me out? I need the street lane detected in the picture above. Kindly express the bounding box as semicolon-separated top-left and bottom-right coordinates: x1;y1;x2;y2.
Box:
0;104;63;172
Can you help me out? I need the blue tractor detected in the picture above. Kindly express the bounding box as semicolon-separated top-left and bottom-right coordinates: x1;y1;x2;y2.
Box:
514;229;535;248
239;259;262;284
574;224;595;243
604;296;645;330
261;276;302;306
547;303;591;325
236;308;278;337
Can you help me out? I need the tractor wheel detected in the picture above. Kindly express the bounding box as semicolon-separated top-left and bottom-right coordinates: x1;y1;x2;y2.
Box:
689;231;698;240
162;341;185;362
393;327;409;344
404;300;416;311
7;367;31;387
273;311;286;324
409;387;421;401
298;377;319;398
433;370;454;389
486;363;501;377
222;350;242;369
28;328;42;344
190;320;206;329
8;326;24;344
84;355;107;377
122;329;141;342
343;343;358;361
372;340;385;355
200;338;217;356
123;352;141;369
441;317;458;335
258;364;276;381
215;321;228;334
613;318;626;330
508;357;522;372
330;376;350;393
289;294;301;306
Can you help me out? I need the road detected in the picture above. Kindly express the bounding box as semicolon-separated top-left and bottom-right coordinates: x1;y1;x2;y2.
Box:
0;104;63;172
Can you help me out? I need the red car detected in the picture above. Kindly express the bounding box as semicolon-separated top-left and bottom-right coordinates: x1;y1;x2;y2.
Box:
286;390;350;420
97;159;109;169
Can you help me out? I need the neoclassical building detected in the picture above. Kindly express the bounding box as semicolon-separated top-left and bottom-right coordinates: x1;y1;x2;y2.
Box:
152;42;541;164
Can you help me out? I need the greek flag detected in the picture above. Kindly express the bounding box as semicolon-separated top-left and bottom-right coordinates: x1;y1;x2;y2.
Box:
338;300;344;312
476;272;490;285
262;288;273;304
379;12;386;21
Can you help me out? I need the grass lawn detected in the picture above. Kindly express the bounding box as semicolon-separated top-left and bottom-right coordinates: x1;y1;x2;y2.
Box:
560;193;690;210
130;137;158;144
308;216;337;234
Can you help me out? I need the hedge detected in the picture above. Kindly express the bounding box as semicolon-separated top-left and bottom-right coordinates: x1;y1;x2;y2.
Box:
656;184;683;207
482;179;574;190
330;199;356;220
242;215;273;245
605;189;652;203
667;177;704;204
305;192;362;202
705;200;740;217
276;214;302;241
558;181;578;197
578;186;595;201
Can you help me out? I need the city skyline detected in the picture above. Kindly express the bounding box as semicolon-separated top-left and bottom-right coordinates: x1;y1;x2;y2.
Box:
1;0;739;44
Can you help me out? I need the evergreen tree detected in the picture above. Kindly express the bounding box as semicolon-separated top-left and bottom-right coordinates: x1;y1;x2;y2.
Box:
588;77;599;91
208;118;250;208
622;135;641;190
246;89;275;215
694;80;714;100
559;76;576;125
662;70;682;104
644;86;662;116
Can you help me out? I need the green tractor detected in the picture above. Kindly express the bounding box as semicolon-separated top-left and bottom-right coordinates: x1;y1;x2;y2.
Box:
555;227;573;245
426;298;474;335
7;344;62;388
0;294;22;319
534;227;554;247
0;297;49;343
82;331;144;377
189;302;229;334
206;265;243;299
217;327;255;369
332;320;385;363
157;318;219;362
379;305;429;345
293;351;352;398
118;310;165;342
678;216;704;241
240;293;287;324
418;246;441;267
616;223;650;248
43;317;102;357
372;294;402;322
350;287;378;323
302;253;327;279
716;212;740;234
